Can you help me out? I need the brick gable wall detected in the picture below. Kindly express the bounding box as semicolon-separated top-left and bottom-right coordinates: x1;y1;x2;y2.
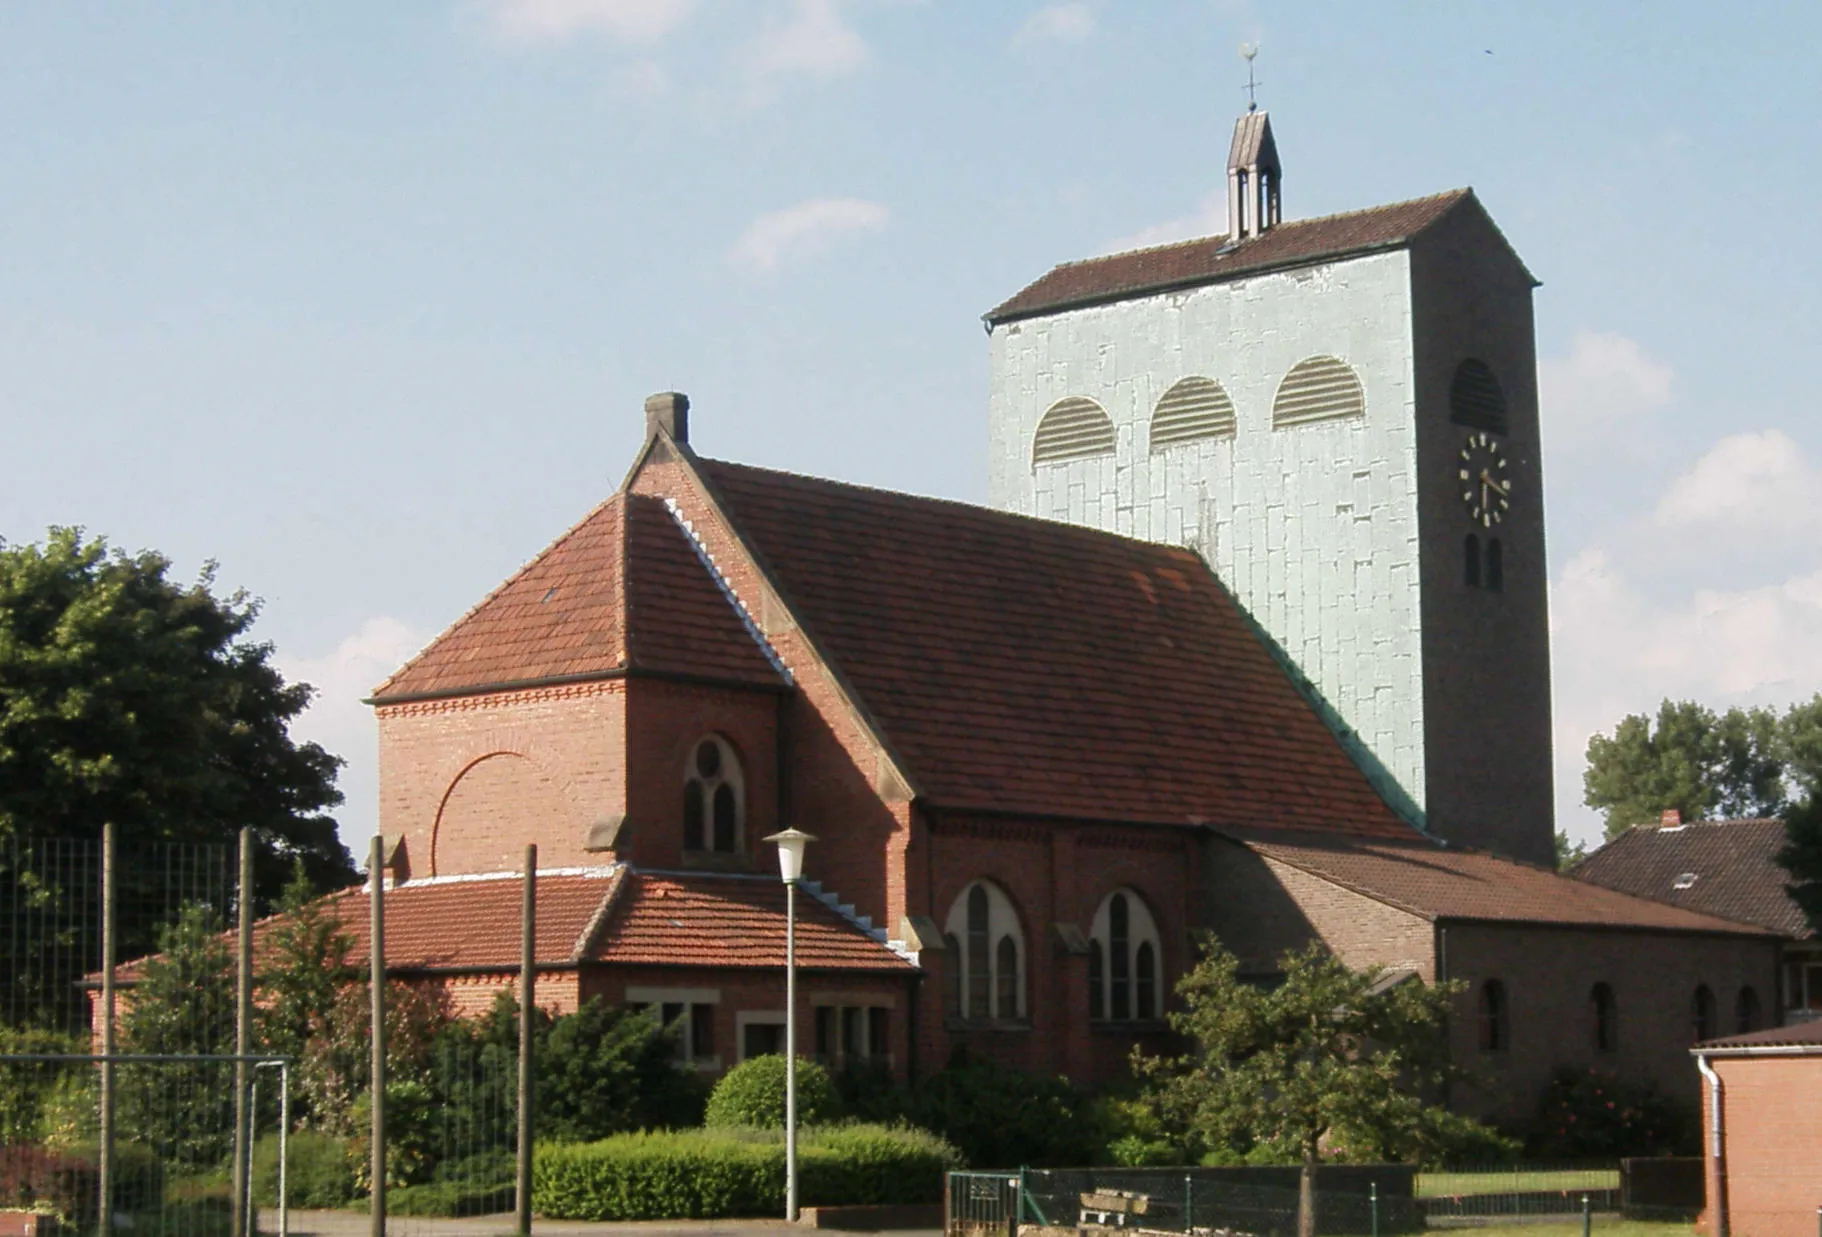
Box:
1705;1056;1822;1237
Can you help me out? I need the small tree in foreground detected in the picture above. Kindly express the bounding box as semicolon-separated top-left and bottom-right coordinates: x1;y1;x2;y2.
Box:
1134;942;1507;1237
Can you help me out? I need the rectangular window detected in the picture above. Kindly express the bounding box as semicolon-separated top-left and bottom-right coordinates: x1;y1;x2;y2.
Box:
868;1007;889;1059
842;1007;864;1062
815;1006;835;1061
690;1003;715;1060
743;1021;783;1059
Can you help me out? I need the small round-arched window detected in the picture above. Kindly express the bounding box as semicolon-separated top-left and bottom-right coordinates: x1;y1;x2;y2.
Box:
1450;359;1509;434
1032;397;1116;466
1272;356;1365;428
683;736;744;853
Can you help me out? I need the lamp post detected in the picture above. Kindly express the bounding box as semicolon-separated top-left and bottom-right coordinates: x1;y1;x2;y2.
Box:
764;828;816;1223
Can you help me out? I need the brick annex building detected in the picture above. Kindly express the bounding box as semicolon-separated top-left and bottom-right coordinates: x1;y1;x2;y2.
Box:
348;113;1782;1124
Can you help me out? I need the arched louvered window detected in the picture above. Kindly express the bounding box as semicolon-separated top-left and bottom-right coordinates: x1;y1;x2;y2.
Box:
1088;888;1164;1022
1032;397;1116;466
683;736;743;853
1450;359;1509;434
1149;377;1236;451
943;881;1026;1022
1272;356;1365;428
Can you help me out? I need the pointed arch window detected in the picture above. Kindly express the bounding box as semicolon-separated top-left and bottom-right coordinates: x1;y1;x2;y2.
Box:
1088;889;1164;1022
683;736;744;853
943;881;1026;1022
1149;377;1236;451
1033;397;1116;466
1272;356;1365;428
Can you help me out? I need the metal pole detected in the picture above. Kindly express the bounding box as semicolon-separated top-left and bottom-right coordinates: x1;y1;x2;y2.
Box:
370;836;386;1237
279;1062;290;1237
99;822;117;1237
234;827;255;1237
1370;1182;1378;1237
1581;1194;1591;1237
248;1077;259;1237
785;877;798;1222
1185;1174;1193;1233
516;844;537;1237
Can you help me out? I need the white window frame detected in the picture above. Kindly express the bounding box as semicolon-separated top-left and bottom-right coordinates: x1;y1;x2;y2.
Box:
1088;887;1164;1022
943;880;1026;1022
684;734;746;854
735;1009;788;1061
627;986;722;1071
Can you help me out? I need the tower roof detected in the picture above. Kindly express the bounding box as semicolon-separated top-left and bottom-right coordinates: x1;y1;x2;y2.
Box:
1227;109;1279;175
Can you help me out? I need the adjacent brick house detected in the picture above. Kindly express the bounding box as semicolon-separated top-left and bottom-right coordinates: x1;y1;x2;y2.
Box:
1694;1020;1822;1237
1576;817;1820;1024
354;397;1778;1123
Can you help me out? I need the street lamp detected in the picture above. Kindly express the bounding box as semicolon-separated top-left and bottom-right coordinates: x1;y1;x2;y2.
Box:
764;827;816;1222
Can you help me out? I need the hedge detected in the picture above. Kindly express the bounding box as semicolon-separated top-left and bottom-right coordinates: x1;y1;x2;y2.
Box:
532;1123;961;1221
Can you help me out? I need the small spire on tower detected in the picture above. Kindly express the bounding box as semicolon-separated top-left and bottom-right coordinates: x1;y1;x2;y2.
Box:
1226;43;1281;243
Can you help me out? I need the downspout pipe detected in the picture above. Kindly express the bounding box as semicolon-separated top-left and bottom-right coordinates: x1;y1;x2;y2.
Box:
1695;1052;1726;1237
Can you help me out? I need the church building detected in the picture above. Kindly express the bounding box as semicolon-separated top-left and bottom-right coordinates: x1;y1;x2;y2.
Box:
351;112;1781;1125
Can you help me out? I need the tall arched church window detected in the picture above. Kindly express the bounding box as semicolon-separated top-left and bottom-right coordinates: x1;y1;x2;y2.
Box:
1450;359;1510;434
1032;397;1116;466
683;736;744;853
1271;356;1365;428
1149;377;1236;451
943;881;1026;1022
1088;889;1164;1022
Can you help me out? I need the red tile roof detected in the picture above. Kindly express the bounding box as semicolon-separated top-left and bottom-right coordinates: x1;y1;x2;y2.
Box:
1572;819;1812;940
589;870;915;972
986;191;1474;324
1697;1018;1822;1052
1233;828;1777;935
372;493;781;702
697;458;1412;837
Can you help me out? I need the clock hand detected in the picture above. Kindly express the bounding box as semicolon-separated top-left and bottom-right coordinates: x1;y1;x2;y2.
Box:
1479;470;1510;496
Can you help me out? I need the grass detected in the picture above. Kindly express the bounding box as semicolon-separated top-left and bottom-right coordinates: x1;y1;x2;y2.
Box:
1454;1222;1696;1237
1416;1169;1621;1198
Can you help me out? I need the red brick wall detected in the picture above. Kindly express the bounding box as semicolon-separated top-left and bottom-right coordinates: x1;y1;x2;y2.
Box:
1443;924;1780;1123
1705;1055;1822;1237
376;681;627;876
624;678;778;872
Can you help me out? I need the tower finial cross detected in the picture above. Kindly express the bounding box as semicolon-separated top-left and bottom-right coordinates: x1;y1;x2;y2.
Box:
1240;42;1261;112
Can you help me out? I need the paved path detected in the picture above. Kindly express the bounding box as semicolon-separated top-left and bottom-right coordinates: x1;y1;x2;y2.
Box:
271;1211;940;1237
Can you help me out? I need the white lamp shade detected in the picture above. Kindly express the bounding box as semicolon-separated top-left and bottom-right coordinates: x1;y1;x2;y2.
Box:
763;827;817;883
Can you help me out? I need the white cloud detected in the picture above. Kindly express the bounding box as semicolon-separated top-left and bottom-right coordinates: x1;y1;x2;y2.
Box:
278;617;431;853
1538;331;1673;448
731;197;888;272
1100;191;1226;255
1654;429;1822;536
481;0;697;43
745;0;869;83
1013;3;1096;47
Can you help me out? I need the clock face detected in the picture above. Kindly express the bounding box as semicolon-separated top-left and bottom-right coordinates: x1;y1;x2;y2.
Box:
1458;432;1511;527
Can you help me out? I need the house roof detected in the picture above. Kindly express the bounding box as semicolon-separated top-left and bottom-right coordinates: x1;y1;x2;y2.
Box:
696;457;1412;837
1696;1018;1822;1054
114;866;912;981
1230;828;1779;935
1571;819;1811;940
371;492;782;703
985;190;1474;324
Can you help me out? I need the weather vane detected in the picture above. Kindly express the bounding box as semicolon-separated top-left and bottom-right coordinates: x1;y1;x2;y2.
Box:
1240;42;1261;112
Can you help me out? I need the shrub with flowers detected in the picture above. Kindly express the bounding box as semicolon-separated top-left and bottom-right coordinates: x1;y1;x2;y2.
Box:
1527;1067;1696;1158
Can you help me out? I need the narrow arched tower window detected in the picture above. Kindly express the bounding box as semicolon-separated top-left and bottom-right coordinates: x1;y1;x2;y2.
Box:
684;736;744;854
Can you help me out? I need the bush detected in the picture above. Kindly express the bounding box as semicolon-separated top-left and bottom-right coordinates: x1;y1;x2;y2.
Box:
0;1141;163;1228
388;1180;516;1217
1527;1067;1696;1159
910;1053;1099;1168
538;996;707;1138
251;1131;357;1208
703;1055;835;1129
532;1123;960;1221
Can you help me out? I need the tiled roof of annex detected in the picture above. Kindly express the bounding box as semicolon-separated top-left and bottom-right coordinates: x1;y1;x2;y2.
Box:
1571;818;1812;940
986;190;1479;324
1231;827;1777;935
371;492;781;703
1696;1018;1822;1053
116;867;912;980
696;457;1411;837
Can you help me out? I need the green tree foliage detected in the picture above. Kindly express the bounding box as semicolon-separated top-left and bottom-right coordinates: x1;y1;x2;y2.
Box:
909;1052;1101;1168
1134;943;1499;1237
118;904;236;1166
538;997;706;1138
1779;795;1822;934
1583;696;1822;838
0;528;355;900
703;1053;835;1129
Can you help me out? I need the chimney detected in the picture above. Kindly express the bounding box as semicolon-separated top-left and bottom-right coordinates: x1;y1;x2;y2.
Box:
1659;809;1682;829
645;391;689;444
1226;110;1282;242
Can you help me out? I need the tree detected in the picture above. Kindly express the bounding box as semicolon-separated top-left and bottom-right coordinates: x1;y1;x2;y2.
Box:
1779;795;1822;935
0;528;355;902
1583;700;1787;838
255;864;356;1127
1134;943;1497;1237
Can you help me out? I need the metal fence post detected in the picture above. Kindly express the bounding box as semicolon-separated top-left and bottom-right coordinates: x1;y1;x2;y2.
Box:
1185;1173;1194;1233
1581;1194;1591;1237
1371;1182;1379;1237
517;843;536;1236
233;828;254;1237
370;836;387;1237
279;1061;290;1237
99;823;117;1237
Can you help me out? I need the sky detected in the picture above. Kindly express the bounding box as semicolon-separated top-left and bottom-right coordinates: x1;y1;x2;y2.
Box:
3;1;1820;857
